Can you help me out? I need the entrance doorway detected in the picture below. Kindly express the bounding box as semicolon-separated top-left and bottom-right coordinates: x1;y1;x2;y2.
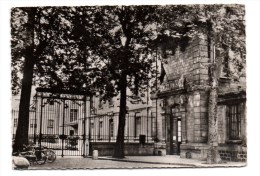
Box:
167;106;184;155
176;118;182;155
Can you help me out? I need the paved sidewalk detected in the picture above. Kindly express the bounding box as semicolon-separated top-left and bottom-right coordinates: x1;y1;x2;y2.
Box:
97;155;246;168
29;155;246;169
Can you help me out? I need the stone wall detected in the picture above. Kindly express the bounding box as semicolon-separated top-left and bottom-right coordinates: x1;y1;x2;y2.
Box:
180;143;208;160
186;93;195;143
216;102;247;162
219;146;247;162
91;142;155;156
184;90;209;143
162;38;210;84
180;143;247;162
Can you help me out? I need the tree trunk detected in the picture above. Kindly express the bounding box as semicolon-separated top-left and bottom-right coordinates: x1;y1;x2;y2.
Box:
206;46;222;164
13;8;36;153
207;86;221;164
113;72;127;158
205;17;222;163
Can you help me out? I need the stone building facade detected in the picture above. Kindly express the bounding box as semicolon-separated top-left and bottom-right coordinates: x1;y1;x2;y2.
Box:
89;88;156;156
152;37;246;161
12;94;37;141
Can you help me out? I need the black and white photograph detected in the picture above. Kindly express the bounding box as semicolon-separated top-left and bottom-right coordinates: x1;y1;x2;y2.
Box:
0;0;260;175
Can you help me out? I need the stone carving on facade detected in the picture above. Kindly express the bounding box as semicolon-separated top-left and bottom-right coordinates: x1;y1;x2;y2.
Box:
160;75;186;93
167;95;188;107
167;96;175;106
179;95;187;105
159;99;166;110
178;75;184;89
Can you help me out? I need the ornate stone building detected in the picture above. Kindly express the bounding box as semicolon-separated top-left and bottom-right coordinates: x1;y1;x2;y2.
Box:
152;37;246;161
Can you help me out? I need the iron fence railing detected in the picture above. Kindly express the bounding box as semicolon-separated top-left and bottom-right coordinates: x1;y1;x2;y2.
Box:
88;114;156;144
12;94;157;157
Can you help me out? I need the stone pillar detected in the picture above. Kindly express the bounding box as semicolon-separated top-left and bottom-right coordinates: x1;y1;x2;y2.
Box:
186;94;194;143
156;99;163;142
181;105;187;144
85;99;91;136
199;91;209;143
193;92;201;142
152;97;167;156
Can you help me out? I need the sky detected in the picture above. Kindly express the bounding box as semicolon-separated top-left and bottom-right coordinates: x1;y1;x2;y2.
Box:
1;0;260;176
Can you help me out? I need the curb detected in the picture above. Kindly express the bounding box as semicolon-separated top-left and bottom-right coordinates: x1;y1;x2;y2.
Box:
87;156;197;167
85;156;246;168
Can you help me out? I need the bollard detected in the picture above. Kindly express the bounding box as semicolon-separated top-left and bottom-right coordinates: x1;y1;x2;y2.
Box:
92;150;98;160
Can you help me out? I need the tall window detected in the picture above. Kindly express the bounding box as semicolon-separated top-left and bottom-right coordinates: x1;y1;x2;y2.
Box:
14;119;18;127
220;53;230;78
135;115;141;138
98;121;103;139
162;115;166;140
90;122;94;136
30;119;37;128
70;109;78;122
151;112;157;137
109;119;114;139
90;97;96;115
30;124;37;128
177;119;182;142
226;104;241;140
47;119;54;128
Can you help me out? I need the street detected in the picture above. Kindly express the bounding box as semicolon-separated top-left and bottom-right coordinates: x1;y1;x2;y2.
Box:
29;157;188;169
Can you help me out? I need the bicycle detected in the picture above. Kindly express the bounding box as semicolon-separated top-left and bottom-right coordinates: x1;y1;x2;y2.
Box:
13;144;47;165
31;145;56;163
43;148;56;163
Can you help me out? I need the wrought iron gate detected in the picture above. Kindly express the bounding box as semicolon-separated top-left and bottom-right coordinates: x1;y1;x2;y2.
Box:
35;88;88;157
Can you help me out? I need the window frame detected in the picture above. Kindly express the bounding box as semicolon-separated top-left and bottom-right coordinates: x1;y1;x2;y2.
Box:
134;113;141;138
109;119;114;139
70;109;78;122
14;118;18;127
98;121;103;139
47;119;54;128
226;104;242;141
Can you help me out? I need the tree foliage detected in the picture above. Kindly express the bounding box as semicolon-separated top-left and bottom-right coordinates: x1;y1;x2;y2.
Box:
183;4;245;80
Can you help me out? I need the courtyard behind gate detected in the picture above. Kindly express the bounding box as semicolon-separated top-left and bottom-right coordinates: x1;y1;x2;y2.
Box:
12;88;156;157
